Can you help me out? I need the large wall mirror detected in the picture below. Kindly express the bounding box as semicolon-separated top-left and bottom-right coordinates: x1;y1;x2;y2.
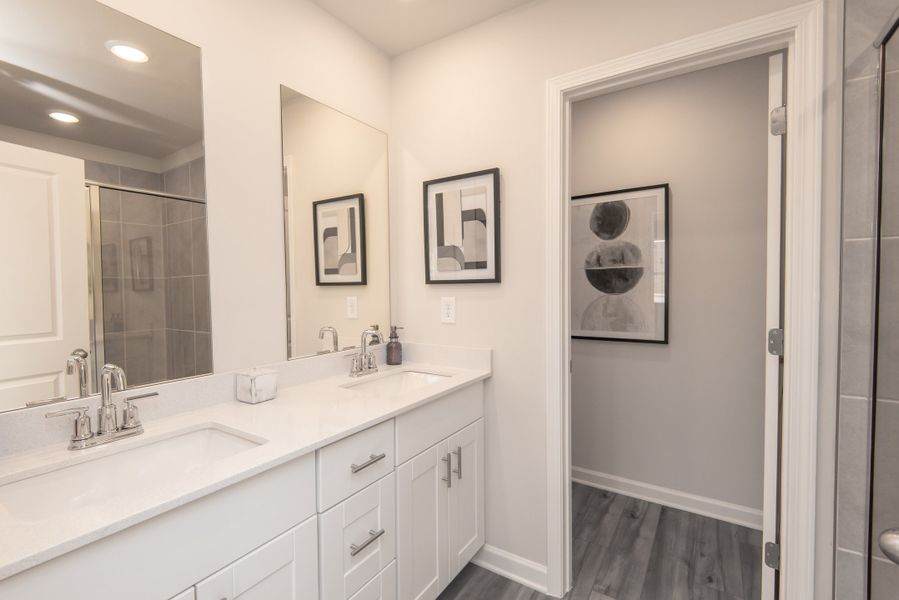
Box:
280;86;391;358
0;0;211;413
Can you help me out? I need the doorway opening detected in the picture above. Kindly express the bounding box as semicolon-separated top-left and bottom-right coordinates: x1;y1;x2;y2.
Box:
564;52;783;600
544;5;825;598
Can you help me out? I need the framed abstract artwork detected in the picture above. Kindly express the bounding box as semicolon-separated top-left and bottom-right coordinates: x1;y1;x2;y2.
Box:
570;184;669;343
312;193;366;286
423;168;501;284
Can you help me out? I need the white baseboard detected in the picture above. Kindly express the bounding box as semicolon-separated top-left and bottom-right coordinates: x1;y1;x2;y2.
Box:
472;544;548;595
571;466;763;531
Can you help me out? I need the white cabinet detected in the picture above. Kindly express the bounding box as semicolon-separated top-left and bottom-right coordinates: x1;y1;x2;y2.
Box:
447;420;485;580
318;420;395;511
320;472;397;599
169;590;195;600
396;419;484;600
195;516;319;600
348;562;397;600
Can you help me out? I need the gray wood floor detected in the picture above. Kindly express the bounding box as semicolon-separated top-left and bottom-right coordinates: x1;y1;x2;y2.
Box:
438;483;762;600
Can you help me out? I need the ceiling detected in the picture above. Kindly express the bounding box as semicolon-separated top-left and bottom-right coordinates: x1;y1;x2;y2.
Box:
311;0;535;56
0;0;203;160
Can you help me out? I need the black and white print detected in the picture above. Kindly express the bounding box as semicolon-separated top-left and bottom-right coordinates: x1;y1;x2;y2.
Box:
571;184;669;343
312;194;366;285
424;168;501;283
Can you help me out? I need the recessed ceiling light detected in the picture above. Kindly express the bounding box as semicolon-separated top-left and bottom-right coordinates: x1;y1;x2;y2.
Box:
49;111;79;124
106;41;149;63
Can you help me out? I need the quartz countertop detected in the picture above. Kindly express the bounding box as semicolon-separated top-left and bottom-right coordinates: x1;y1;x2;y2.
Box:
0;361;490;580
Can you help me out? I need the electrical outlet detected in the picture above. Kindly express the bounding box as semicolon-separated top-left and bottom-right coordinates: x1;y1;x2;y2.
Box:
440;297;456;324
346;296;358;319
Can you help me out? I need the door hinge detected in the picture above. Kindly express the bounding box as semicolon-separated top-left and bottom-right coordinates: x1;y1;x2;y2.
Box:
768;328;785;356
764;541;781;570
282;165;289;195
770;105;787;136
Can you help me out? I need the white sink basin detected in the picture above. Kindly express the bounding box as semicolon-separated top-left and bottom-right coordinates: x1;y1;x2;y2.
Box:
0;425;264;523
343;370;450;396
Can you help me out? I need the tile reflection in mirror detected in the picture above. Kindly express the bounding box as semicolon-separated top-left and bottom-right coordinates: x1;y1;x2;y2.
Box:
280;87;391;359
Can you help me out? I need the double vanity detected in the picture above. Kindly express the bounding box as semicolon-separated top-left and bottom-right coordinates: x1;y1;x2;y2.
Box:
0;344;490;600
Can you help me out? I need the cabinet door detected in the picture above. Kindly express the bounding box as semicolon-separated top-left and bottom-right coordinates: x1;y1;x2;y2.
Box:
396;443;449;600
195;516;319;600
349;562;397;600
447;419;485;580
320;472;396;599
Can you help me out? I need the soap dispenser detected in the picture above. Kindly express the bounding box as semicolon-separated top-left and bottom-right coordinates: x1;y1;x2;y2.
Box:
386;326;404;365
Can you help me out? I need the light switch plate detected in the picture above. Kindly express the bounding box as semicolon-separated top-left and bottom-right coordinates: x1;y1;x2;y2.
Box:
346;296;358;319
440;297;456;324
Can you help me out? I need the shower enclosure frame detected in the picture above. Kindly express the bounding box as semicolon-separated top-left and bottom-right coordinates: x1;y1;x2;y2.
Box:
85;182;207;389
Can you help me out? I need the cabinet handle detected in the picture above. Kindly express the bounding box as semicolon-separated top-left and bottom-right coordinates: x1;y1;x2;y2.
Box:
441;452;452;488
350;452;386;474
350;528;385;557
453;445;462;479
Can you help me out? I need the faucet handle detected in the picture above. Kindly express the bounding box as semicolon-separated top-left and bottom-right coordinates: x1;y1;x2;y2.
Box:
45;406;93;442
346;353;363;376
122;392;157;430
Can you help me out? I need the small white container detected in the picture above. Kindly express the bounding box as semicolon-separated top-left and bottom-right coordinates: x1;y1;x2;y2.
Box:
236;368;278;404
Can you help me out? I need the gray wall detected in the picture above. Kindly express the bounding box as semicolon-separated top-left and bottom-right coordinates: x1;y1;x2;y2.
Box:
570;55;770;512
834;0;899;598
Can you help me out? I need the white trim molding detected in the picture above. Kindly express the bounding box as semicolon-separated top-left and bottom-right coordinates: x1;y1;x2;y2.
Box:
544;2;824;597
472;544;548;594
571;466;764;531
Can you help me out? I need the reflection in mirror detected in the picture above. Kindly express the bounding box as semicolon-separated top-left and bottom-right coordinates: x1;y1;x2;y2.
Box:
280;87;390;358
0;0;211;413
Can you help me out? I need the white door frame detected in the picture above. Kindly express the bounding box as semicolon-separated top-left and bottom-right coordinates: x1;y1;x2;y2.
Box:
543;2;824;598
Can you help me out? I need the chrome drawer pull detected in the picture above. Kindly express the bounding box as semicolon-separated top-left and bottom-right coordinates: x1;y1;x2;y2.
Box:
350;452;387;474
350;528;385;557
453;446;462;479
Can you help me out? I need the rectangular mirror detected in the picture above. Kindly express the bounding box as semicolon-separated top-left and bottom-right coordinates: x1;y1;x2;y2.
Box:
280;87;390;358
0;0;211;412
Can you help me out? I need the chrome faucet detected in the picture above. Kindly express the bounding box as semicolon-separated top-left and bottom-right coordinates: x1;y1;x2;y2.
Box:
319;326;339;353
99;364;127;435
349;327;384;377
66;348;89;398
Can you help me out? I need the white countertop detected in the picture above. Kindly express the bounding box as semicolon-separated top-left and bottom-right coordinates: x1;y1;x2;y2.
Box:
0;361;490;580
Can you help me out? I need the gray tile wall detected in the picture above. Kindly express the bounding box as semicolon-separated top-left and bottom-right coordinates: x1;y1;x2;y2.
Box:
89;158;212;385
836;1;899;598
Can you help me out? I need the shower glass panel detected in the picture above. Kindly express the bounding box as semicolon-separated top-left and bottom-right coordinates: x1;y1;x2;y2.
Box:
870;22;899;598
94;186;212;388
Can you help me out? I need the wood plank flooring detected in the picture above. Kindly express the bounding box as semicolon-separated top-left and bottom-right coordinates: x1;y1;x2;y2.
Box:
437;483;762;600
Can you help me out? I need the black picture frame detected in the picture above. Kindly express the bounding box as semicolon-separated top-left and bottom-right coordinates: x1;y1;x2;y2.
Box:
570;183;670;344
423;167;501;284
312;193;367;286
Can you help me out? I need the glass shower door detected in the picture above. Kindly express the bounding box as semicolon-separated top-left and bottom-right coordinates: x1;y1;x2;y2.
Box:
870;18;899;598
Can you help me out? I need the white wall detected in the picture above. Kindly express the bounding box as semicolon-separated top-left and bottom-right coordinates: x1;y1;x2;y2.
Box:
389;0;811;571
281;93;390;356
99;0;391;372
569;56;769;513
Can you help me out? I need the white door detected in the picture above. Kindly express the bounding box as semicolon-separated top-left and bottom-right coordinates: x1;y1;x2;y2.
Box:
195;516;319;600
396;443;449;600
761;52;785;600
0;140;89;410
447;419;485;580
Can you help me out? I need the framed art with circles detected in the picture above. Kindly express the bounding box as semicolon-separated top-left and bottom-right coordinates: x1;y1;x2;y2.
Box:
570;184;669;343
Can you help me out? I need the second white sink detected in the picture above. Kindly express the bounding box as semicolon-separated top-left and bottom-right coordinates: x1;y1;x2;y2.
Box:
0;424;264;523
343;370;449;396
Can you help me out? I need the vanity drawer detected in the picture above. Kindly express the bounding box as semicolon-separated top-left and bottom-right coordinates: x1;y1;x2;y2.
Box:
395;383;483;464
320;472;396;600
348;561;396;600
318;419;395;511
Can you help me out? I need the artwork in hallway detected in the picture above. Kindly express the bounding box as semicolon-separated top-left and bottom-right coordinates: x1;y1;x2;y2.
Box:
312;193;367;285
570;184;669;343
423;168;501;283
